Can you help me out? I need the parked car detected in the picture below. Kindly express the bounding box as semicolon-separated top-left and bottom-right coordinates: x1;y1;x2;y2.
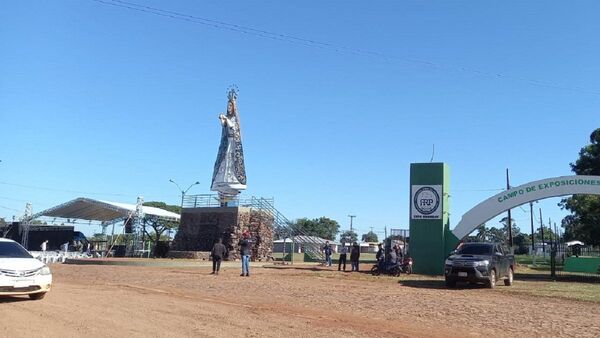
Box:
0;238;52;300
444;242;514;288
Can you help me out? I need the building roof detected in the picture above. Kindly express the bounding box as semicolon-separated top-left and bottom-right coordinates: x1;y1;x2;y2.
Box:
33;197;180;223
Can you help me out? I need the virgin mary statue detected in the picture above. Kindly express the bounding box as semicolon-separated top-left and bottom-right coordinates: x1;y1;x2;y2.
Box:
210;88;247;201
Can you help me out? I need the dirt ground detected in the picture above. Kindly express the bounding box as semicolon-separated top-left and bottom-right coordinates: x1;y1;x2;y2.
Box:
1;262;600;338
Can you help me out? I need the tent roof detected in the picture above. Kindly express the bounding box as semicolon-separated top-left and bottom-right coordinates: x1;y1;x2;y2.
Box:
34;197;180;222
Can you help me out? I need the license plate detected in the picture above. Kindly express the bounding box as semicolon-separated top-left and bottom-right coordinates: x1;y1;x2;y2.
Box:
13;280;34;288
458;272;468;277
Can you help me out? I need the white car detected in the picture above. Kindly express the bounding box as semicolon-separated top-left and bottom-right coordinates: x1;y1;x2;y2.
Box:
0;238;52;300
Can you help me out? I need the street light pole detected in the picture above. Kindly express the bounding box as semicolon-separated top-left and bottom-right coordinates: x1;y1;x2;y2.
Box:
169;179;200;208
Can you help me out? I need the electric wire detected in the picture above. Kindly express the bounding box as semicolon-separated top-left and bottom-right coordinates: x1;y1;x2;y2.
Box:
90;0;600;96
0;180;135;198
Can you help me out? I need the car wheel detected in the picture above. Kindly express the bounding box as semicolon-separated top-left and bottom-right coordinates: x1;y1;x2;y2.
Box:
504;267;514;286
371;265;380;276
29;292;46;300
445;278;456;288
486;269;496;289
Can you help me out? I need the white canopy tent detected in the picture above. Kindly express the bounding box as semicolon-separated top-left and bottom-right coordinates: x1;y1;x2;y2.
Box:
33;197;180;223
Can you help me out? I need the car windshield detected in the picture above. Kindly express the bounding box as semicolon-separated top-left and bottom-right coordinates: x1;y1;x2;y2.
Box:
457;244;493;255
0;242;33;258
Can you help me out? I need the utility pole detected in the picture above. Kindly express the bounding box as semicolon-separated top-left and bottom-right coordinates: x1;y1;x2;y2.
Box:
348;215;356;232
506;169;513;250
529;201;535;254
539;208;545;256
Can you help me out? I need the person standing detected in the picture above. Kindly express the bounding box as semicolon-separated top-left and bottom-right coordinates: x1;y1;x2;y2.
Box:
338;244;348;271
61;241;69;253
211;238;228;275
376;243;384;262
238;231;252;277
350;242;361;272
322;241;333;267
40;240;48;252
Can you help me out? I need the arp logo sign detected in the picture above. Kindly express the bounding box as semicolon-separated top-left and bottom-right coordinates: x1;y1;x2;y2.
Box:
411;185;442;219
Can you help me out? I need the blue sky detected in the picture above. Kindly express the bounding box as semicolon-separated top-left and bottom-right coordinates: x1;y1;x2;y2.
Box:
1;1;599;238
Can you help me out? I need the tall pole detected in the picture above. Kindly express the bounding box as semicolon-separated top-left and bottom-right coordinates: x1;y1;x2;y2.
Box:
169;179;200;208
348;215;356;232
539;208;545;255
506;169;513;250
530;202;535;254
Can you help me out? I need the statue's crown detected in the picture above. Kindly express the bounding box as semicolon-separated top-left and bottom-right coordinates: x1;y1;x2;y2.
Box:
227;86;238;101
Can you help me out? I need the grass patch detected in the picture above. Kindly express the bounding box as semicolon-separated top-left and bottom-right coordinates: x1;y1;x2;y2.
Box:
503;267;600;303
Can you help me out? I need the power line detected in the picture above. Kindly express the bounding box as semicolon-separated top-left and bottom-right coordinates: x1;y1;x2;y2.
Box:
453;188;505;192
0;180;135;198
0;204;20;212
90;0;600;96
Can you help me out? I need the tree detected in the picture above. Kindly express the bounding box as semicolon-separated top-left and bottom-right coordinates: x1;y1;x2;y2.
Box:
560;128;600;246
487;227;505;243
499;217;520;241
292;217;340;240
534;225;560;243
339;230;358;244
143;201;181;215
361;231;378;242
513;233;532;255
142;202;181;256
475;224;488;242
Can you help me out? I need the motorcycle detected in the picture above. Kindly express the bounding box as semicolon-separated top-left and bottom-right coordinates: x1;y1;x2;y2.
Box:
371;259;402;277
401;257;413;275
370;257;413;277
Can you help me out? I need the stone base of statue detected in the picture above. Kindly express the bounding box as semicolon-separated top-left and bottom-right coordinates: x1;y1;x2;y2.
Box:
171;206;274;261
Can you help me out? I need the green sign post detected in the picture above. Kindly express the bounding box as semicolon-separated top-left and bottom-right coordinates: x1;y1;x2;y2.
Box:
409;163;451;275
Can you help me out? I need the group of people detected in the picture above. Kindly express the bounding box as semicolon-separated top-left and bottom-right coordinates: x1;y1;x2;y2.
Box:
322;241;361;272
210;230;252;276
376;243;404;265
41;240;91;254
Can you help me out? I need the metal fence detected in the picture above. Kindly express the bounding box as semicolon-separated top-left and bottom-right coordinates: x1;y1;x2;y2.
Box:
182;194;274;208
551;244;600;281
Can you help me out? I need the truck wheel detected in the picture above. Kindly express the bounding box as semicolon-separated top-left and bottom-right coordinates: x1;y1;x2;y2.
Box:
486;269;496;289
445;278;456;288
504;267;514;286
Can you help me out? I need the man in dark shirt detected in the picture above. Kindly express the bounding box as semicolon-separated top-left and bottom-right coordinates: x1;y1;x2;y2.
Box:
238;231;252;277
211;238;228;275
376;243;384;262
350;242;361;272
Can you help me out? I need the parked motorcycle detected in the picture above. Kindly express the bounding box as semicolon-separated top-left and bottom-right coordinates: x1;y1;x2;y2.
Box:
401;257;413;275
371;257;413;276
371;260;402;277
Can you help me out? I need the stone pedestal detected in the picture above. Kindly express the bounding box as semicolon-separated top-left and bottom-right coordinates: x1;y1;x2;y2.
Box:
171;206;274;261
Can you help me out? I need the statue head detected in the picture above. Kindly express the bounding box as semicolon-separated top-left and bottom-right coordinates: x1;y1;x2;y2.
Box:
226;87;238;117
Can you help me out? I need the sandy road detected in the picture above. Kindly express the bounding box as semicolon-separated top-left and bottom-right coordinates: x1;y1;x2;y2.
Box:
1;263;599;337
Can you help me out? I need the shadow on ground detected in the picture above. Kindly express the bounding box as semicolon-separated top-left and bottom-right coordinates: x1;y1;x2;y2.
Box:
0;296;31;303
